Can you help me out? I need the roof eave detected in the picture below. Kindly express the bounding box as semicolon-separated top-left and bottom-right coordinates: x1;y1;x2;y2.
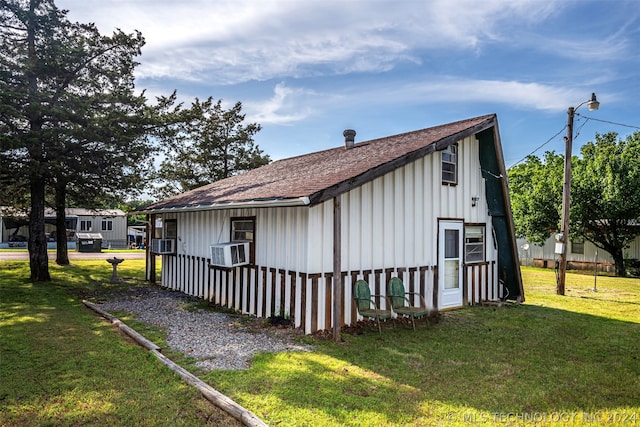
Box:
139;196;311;214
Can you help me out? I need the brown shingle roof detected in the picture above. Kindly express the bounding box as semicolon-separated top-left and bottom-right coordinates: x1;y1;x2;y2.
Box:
144;114;497;211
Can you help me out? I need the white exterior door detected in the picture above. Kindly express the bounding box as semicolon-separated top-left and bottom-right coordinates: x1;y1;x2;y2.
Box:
438;220;464;309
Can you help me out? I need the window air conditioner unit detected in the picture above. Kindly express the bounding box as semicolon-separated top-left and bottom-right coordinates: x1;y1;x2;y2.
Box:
210;242;250;267
151;238;175;254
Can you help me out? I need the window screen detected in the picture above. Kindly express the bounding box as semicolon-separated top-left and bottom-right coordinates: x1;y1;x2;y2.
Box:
231;218;254;242
465;225;485;263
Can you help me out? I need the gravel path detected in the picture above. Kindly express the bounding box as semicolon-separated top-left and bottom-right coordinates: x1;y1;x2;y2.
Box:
98;286;312;371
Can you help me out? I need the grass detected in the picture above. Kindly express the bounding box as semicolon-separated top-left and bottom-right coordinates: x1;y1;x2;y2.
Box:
0;259;239;426
204;268;640;426
1;260;639;426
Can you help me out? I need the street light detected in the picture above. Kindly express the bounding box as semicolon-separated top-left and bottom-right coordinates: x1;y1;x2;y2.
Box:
556;93;600;295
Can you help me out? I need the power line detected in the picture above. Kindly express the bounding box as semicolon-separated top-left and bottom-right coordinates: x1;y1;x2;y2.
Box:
573;116;590;141
507;125;566;169
508;114;640;170
576;113;640;130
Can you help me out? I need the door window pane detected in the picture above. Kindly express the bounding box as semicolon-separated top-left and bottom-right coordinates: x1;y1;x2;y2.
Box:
444;229;459;259
444;260;460;289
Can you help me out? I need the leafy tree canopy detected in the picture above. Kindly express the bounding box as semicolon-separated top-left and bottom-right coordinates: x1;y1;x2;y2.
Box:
0;0;179;278
155;97;269;199
508;131;640;276
508;151;563;245
572;131;640;276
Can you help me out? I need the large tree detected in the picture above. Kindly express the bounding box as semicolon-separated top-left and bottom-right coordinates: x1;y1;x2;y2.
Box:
155;97;269;199
0;0;169;278
47;91;179;266
508;151;564;245
572;131;640;276
508;132;640;277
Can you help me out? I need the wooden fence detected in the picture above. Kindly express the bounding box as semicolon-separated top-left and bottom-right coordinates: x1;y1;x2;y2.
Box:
160;255;500;334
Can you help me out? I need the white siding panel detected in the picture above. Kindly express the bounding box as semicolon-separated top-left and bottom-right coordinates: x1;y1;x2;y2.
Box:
195;211;205;257
263;209;276;268
168;207;311;273
394;167;406;265
360;181;374;268
383;173;395;265
412;162;424;267
372;178;385;268
403;163;415;267
306;206;323;273
346;187;361;269
323;202;334;272
294;208;308;270
293;274;302;328
307;202;335;274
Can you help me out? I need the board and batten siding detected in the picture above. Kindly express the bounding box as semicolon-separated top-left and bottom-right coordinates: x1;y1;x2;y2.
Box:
159;206;309;268
308;135;495;273
157;135;500;333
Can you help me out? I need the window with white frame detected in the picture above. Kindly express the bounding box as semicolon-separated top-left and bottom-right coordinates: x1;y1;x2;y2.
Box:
101;219;113;231
442;144;458;185
465;225;485;263
80;220;92;231
231;217;255;263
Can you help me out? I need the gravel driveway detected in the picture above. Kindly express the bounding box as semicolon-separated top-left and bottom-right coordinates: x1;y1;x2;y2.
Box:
97;285;313;371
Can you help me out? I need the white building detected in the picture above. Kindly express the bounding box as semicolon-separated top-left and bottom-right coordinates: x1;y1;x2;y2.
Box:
0;208;128;249
518;235;640;273
141;115;523;334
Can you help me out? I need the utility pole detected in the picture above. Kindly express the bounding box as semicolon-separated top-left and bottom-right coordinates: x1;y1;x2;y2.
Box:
556;93;600;295
557;107;574;296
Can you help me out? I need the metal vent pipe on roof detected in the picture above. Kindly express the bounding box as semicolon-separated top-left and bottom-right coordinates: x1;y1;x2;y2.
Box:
343;129;356;149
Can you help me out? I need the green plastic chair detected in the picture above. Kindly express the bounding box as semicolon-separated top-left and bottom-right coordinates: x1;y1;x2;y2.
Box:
387;277;430;330
353;279;392;334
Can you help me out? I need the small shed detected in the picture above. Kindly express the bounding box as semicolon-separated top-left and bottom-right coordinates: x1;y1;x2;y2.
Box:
141;114;524;334
76;232;103;252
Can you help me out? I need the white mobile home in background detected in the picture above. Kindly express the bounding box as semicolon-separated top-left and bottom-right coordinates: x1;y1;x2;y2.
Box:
0;208;128;249
518;235;640;273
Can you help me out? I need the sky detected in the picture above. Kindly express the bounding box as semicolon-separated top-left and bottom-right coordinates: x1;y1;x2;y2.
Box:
56;0;640;167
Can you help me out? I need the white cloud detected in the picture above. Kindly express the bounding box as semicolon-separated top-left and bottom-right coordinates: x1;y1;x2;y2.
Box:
408;78;578;111
57;0;570;84
299;75;607;114
244;83;319;125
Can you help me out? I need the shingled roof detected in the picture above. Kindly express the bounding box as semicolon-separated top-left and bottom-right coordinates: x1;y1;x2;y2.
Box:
143;114;497;212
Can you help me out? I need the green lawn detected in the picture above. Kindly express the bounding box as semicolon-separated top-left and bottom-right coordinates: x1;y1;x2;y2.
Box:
1;261;638;426
0;259;238;426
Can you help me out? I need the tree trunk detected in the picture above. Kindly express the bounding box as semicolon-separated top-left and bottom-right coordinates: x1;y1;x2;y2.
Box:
28;176;51;281
612;247;626;277
55;182;69;265
25;0;50;282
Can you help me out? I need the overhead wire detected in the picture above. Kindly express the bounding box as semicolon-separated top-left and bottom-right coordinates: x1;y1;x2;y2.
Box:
576;113;640;130
508;115;640;170
573;116;590;141
507;125;566;169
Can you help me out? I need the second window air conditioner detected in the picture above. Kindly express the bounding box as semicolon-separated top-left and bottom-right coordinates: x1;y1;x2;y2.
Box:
151;238;175;254
210;242;250;267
